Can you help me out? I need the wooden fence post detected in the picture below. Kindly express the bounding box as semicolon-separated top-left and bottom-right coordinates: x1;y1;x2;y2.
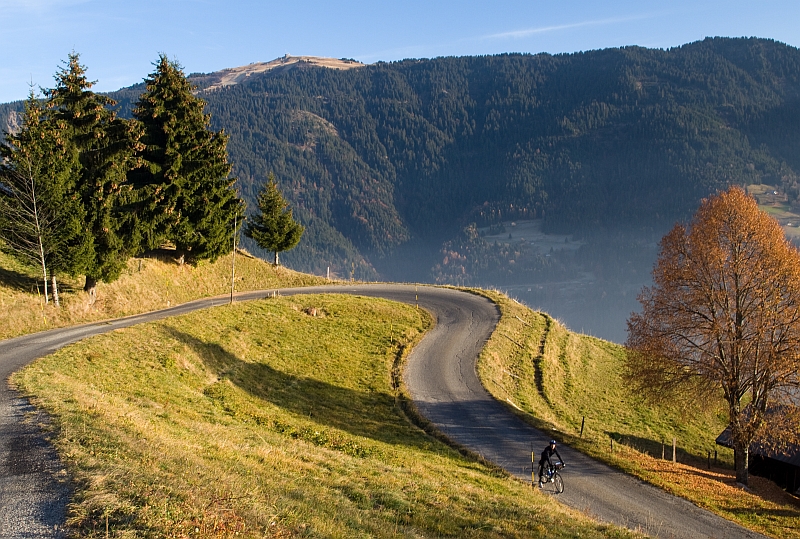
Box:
672;437;677;463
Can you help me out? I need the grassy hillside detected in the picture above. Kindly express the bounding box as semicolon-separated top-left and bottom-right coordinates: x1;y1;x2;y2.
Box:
0;249;323;340
477;291;800;539
6;248;798;536
11;294;637;538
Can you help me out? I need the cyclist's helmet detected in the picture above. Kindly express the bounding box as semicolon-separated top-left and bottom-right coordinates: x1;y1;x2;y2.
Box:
550;439;557;445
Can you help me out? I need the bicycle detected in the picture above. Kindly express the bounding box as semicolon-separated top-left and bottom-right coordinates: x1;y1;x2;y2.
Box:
541;461;565;493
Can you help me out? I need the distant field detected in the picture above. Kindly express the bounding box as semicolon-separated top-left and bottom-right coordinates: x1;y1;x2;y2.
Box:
747;184;800;240
480;219;584;255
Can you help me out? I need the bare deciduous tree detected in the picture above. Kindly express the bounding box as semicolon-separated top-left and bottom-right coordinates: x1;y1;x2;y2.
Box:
0;165;54;303
626;186;800;485
0;92;89;306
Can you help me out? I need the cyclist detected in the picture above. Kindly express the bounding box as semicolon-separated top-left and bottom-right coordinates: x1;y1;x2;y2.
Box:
538;439;564;488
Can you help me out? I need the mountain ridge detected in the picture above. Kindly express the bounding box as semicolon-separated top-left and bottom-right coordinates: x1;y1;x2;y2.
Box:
190;55;365;93
190;38;800;274
3;38;800;285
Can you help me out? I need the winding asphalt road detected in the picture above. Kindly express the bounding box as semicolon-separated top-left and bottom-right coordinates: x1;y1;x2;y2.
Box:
1;285;765;538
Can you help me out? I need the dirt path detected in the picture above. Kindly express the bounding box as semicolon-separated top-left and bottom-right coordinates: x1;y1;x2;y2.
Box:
0;285;767;538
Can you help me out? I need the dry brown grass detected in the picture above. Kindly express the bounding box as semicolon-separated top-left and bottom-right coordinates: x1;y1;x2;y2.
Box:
610;444;800;538
0;249;324;340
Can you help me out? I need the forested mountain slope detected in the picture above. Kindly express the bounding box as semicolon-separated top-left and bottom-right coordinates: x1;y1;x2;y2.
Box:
5;38;800;282
193;37;800;277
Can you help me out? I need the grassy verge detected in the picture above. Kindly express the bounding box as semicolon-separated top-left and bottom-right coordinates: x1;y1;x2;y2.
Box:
13;294;639;538
0;249;323;340
476;290;800;539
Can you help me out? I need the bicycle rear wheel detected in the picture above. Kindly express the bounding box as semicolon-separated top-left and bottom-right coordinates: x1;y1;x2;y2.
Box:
553;472;564;493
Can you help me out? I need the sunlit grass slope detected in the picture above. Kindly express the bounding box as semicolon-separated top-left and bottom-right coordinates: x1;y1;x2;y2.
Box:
477;291;800;539
13;294;638;538
0;249;323;340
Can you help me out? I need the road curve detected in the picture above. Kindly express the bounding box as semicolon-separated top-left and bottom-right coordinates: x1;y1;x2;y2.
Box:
1;285;765;538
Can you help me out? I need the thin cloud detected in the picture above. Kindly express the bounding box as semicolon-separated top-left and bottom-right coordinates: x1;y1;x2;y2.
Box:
356;11;673;62
484;13;663;41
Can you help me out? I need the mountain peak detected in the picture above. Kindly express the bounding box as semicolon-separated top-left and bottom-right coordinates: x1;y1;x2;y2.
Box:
194;55;365;92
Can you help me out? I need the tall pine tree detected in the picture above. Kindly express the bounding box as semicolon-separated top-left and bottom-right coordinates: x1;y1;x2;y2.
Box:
46;53;143;298
245;174;304;266
131;54;243;263
0;91;91;305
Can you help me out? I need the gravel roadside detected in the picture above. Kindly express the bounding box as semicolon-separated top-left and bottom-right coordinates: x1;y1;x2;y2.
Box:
0;392;69;538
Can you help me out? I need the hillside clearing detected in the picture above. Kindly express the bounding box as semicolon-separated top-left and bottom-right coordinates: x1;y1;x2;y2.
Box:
5;246;798;536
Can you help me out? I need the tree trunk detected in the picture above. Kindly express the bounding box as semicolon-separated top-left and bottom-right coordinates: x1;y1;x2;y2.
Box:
51;274;60;307
734;445;749;486
33;171;48;305
84;275;98;305
274;251;279;266
41;274;49;305
39;259;49;305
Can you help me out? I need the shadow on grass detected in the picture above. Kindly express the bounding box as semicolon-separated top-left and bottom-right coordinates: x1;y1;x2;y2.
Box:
166;327;434;451
141;248;184;265
0;265;41;292
0;265;82;295
607;431;708;464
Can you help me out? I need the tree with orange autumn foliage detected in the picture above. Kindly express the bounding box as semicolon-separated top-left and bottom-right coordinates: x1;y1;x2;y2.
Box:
626;186;800;486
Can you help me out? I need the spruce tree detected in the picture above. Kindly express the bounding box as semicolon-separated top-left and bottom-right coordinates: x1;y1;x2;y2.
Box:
245;174;304;266
46;53;143;298
0;91;91;305
131;54;243;263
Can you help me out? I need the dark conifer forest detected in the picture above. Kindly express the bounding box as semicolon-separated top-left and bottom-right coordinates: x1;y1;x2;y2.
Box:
122;37;800;280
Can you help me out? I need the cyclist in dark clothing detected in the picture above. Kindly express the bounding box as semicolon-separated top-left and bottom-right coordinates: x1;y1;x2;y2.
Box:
538;439;564;488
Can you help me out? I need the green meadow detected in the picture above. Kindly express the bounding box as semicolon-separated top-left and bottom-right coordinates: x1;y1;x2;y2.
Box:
12;294;637;538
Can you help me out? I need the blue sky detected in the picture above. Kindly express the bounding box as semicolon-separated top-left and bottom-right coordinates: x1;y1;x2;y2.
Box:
1;0;798;103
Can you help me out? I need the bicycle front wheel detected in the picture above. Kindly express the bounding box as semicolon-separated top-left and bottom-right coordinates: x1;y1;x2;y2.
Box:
553;472;564;493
